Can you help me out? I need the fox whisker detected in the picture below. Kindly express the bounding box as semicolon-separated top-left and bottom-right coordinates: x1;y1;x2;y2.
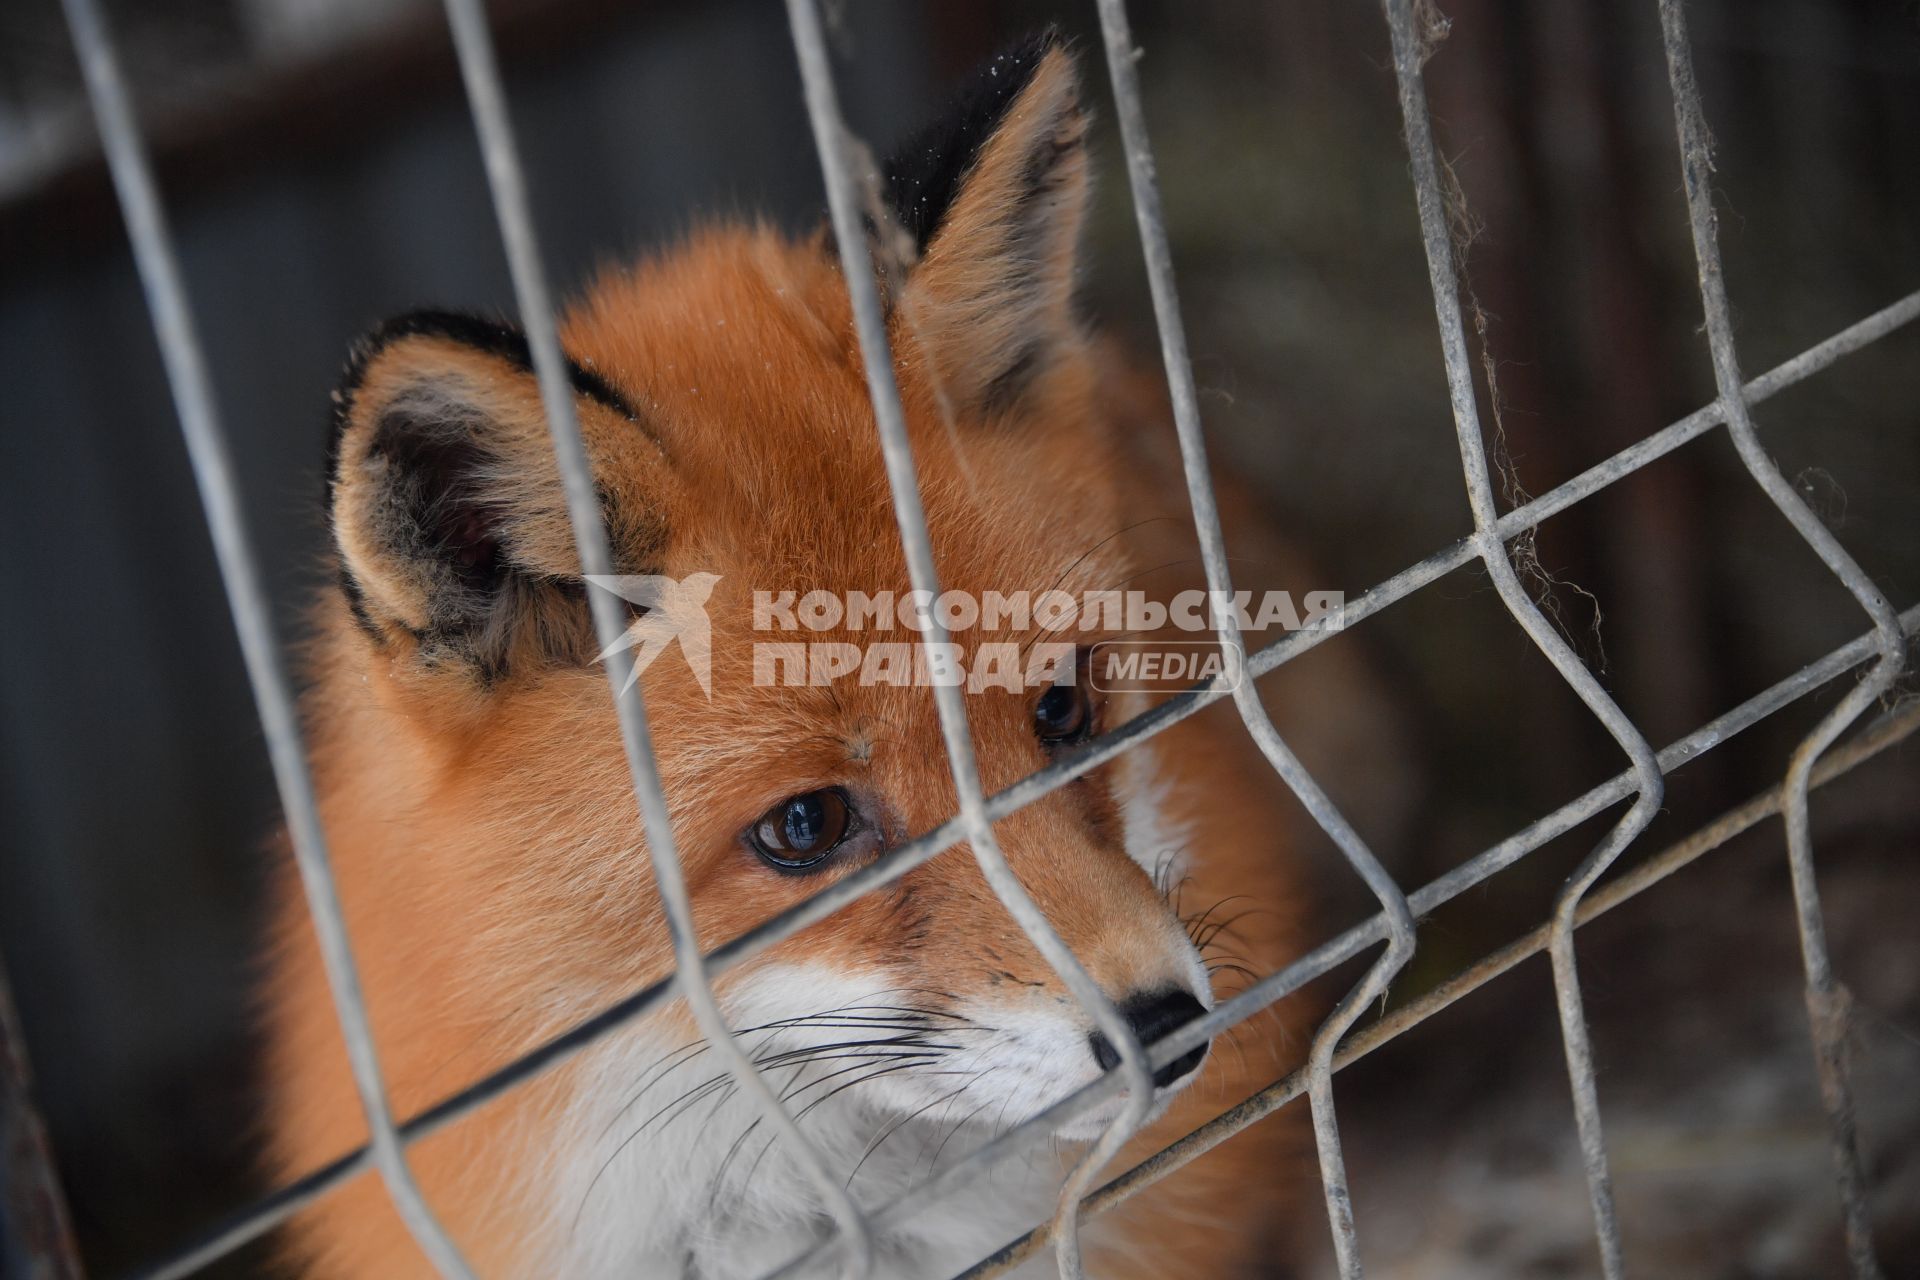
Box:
925;1088;1004;1178
738;1062;973;1207
845;1073;984;1188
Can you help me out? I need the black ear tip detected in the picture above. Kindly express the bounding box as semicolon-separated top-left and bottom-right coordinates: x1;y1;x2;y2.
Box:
340;309;526;394
327;308;525;497
334;309;523;428
880;29;1082;257
952;26;1081;119
325;307;639;511
987;25;1073;78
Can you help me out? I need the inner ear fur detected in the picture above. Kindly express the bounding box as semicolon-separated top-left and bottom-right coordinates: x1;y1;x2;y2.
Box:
882;33;1093;418
328;313;662;679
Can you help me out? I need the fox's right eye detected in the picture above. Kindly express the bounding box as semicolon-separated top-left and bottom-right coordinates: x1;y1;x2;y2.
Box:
748;789;855;871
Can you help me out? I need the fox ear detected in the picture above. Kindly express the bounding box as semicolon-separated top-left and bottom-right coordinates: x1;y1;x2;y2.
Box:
881;32;1091;417
327;311;662;680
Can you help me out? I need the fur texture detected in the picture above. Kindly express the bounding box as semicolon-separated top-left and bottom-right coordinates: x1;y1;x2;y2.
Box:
266;36;1331;1278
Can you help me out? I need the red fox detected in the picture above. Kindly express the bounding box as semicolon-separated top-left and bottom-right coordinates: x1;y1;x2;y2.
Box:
267;32;1370;1278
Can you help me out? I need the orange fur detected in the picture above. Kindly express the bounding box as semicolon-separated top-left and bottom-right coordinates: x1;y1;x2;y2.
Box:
267;40;1334;1278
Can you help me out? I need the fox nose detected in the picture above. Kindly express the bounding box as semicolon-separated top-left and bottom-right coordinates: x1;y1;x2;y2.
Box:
1088;988;1210;1089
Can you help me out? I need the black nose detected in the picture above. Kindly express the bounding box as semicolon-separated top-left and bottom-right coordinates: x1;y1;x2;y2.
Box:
1088;988;1210;1089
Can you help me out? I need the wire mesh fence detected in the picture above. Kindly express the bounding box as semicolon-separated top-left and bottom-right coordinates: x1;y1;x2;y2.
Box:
20;0;1916;1277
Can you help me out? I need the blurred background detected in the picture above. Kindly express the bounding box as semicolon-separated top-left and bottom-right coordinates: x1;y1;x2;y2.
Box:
1;1;1916;1276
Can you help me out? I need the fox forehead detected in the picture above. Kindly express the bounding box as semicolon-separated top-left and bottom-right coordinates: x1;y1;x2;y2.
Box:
560;251;1130;771
555;225;1126;601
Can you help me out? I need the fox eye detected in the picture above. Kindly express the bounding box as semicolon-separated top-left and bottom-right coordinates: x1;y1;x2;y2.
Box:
749;789;855;871
1034;678;1093;746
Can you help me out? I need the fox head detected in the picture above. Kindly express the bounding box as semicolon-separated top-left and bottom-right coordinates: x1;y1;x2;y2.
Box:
280;32;1237;1274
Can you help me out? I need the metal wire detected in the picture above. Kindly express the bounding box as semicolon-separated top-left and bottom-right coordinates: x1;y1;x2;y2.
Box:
438;1;875;1274
115;284;1920;1280
783;2;1155;1273
42;4;1913;1277
762;601;1920;1280
1095;4;1417;1273
950;697;1920;1277
57;0;479;1275
1380;2;1665;1272
1657;3;1906;1273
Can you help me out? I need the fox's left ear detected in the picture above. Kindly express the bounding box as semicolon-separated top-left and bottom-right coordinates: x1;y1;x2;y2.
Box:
881;31;1091;416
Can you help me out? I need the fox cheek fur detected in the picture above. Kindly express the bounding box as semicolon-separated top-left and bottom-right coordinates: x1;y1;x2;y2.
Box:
266;31;1317;1280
